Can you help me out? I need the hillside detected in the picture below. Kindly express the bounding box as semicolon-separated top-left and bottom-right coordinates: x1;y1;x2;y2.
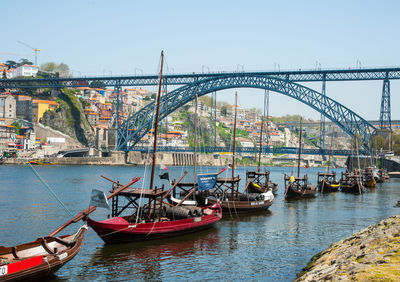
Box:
41;89;95;145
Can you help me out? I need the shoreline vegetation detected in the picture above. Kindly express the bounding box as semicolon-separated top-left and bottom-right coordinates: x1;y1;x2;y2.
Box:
296;214;400;281
2;153;346;168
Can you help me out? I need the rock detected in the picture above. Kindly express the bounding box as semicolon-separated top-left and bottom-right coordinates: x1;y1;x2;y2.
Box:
296;214;400;281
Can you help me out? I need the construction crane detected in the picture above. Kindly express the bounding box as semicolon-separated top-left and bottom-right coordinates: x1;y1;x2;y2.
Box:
17;41;40;66
0;51;28;57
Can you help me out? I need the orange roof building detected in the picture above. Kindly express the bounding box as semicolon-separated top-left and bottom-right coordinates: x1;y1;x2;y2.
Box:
32;99;58;123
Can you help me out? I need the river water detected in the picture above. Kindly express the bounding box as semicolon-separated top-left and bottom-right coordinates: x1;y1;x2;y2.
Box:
1;165;399;281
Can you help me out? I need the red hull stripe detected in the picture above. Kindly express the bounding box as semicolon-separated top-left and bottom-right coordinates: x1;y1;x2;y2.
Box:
4;256;43;275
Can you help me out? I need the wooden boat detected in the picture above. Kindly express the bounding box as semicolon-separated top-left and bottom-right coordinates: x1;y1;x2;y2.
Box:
283;118;316;200
317;128;339;193
246;170;278;195
86;52;222;244
0;226;87;281
204;176;274;213
362;167;376;188
317;172;340;193
376;168;389;183
246;90;278;195
340;171;364;194
86;197;221;244
284;174;316;199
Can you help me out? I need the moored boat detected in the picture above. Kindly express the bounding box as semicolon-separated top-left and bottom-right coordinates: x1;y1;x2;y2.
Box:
362;167;376;188
340;171;364;194
317;172;340;193
246;170;279;195
283;118;316;200
0;226;87;281
284;174;317;199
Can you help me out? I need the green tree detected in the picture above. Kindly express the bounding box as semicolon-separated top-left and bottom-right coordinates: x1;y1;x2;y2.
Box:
40;62;57;72
220;105;228;116
18;58;33;66
2;70;6;79
393;133;400;155
56;63;69;77
370;135;386;151
5;60;17;69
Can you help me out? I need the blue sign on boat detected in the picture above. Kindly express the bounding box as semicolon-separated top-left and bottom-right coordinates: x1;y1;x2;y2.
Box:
197;173;218;191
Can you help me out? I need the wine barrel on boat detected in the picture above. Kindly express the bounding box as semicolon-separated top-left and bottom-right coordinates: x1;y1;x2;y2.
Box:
163;205;194;219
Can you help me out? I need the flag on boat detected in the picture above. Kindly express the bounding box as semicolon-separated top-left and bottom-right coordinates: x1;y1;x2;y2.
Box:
197;173;218;191
89;189;110;209
159;172;169;180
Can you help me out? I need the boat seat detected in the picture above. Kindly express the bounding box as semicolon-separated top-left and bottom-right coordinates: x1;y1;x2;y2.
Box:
53;237;73;247
40;238;55;254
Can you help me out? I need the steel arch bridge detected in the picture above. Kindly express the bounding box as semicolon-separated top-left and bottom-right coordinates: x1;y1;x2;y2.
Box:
117;74;376;151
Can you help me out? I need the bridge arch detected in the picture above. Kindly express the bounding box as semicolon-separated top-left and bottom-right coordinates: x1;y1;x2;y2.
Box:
117;74;375;151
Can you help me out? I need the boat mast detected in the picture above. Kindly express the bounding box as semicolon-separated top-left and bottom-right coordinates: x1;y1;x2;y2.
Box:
149;51;164;190
297;117;303;177
257;91;267;172
194;94;198;187
327;127;335;174
232;92;238;196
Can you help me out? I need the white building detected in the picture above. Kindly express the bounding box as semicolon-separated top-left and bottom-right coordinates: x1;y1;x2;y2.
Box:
12;64;39;77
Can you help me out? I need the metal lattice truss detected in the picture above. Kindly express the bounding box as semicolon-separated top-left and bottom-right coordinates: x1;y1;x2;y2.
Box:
1;67;400;89
380;76;391;129
117;74;376;151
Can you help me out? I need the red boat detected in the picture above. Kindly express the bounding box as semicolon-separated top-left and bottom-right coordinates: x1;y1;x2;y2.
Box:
86;52;222;244
86;203;222;244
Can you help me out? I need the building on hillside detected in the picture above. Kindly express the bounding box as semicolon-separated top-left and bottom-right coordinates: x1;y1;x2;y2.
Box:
16;95;32;121
19;126;36;150
32;99;58;123
84;109;100;126
0;94;16;121
237;137;254;148
0;124;16;150
12;64;39;77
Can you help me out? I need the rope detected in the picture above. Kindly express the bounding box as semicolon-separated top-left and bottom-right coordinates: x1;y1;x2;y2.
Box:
16;152;74;218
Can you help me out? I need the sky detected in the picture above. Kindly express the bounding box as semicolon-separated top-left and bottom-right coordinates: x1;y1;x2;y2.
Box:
2;0;400;121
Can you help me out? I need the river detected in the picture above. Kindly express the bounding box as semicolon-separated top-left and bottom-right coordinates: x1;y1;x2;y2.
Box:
0;165;399;281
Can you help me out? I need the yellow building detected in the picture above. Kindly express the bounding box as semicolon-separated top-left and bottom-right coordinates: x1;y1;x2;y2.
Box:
32;99;58;123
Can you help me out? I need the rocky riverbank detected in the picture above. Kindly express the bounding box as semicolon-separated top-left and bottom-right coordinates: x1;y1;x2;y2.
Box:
296;214;400;281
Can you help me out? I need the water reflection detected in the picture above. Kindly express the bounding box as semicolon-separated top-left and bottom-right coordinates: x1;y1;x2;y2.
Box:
81;228;220;280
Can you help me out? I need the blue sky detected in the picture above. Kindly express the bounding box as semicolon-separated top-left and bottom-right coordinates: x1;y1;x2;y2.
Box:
2;0;400;120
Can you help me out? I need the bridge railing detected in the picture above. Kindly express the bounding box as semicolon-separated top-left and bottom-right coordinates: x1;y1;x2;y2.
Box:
129;146;362;156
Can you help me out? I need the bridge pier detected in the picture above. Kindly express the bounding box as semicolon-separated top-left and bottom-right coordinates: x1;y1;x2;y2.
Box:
379;72;391;130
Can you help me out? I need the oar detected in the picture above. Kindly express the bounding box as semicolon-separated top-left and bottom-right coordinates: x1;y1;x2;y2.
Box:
242;179;252;194
48;177;140;237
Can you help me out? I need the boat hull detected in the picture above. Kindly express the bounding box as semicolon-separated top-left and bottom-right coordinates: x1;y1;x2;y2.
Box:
284;184;317;199
317;182;340;193
0;226;87;282
340;183;363;194
87;209;222;244
206;197;273;214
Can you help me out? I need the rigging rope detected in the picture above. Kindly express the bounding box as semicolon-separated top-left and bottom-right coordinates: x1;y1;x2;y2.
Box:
16;152;74;218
